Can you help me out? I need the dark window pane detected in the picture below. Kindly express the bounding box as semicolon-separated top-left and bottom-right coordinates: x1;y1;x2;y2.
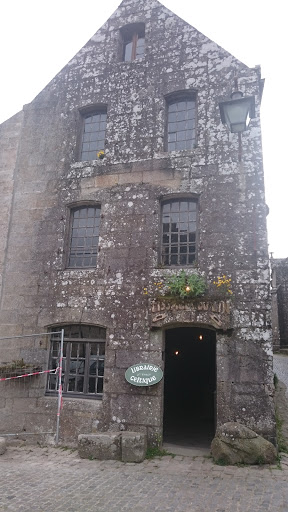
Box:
76;377;84;393
89;377;96;393
99;343;105;355
98;360;105;376
68;376;76;391
90;361;97;375
180;254;187;265
97;379;104;394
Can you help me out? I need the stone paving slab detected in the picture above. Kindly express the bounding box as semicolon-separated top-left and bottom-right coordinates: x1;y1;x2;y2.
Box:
1;446;288;511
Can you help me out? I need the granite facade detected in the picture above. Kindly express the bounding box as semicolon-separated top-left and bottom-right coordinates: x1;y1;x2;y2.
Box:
0;0;275;445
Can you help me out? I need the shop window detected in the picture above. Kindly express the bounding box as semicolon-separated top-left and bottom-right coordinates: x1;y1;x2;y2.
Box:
161;198;198;266
80;110;107;161
46;325;106;399
166;95;196;151
120;23;145;61
67;205;101;268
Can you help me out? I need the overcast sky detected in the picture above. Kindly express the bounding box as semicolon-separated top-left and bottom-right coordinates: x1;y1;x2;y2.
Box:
1;0;286;258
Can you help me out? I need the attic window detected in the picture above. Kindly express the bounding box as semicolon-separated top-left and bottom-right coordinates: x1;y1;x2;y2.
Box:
120;23;145;61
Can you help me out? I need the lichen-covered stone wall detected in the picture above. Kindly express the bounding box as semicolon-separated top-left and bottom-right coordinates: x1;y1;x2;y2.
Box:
0;0;275;444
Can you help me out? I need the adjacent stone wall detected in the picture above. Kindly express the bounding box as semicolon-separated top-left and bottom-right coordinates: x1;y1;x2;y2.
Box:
272;259;288;348
0;0;275;444
0;111;23;309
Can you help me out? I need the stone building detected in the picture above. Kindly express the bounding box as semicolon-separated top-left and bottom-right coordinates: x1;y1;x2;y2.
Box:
0;0;275;448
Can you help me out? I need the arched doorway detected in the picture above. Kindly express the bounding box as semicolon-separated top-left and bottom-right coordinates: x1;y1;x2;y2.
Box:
163;326;216;449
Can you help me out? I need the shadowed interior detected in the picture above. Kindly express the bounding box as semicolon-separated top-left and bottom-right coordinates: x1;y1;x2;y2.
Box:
163;327;216;448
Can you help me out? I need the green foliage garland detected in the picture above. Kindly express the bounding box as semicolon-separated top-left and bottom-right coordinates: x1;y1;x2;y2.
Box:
166;270;206;299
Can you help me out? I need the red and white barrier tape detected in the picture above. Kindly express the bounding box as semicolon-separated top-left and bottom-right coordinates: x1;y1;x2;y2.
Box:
0;368;58;382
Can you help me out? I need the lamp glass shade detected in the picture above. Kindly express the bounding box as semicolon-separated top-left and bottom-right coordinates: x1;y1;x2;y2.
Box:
219;95;255;133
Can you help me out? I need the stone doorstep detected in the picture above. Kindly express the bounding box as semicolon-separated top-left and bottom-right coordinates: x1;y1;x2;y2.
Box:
0;437;7;455
78;431;147;463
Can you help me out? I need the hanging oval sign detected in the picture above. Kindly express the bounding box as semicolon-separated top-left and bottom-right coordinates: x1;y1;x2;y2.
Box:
125;363;163;387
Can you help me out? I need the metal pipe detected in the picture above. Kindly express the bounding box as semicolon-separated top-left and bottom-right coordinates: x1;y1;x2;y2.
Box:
0;432;55;436
55;329;64;445
0;331;62;341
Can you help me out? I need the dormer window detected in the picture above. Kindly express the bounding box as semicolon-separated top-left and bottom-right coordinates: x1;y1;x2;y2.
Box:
120;23;145;62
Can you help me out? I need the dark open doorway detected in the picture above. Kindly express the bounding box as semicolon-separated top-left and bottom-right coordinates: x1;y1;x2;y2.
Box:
163;326;216;449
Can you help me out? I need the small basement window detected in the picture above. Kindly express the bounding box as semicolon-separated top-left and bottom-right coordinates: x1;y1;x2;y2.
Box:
120;23;145;61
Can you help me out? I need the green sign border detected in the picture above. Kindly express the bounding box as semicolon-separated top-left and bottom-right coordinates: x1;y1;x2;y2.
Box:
125;363;163;387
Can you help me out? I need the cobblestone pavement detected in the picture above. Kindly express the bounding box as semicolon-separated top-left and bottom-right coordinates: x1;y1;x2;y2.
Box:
0;355;287;512
1;445;288;512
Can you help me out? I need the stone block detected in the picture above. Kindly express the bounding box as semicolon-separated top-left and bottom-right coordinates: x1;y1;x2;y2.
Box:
118;171;143;185
121;431;147;463
78;433;121;460
0;437;7;455
211;422;277;465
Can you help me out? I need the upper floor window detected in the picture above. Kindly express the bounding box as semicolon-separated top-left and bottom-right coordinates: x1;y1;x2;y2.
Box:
166;95;196;151
120;23;145;61
68;205;101;268
46;325;106;399
161;199;198;266
81;110;107;161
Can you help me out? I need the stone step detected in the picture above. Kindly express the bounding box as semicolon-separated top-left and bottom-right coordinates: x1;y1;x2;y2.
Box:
78;431;147;463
